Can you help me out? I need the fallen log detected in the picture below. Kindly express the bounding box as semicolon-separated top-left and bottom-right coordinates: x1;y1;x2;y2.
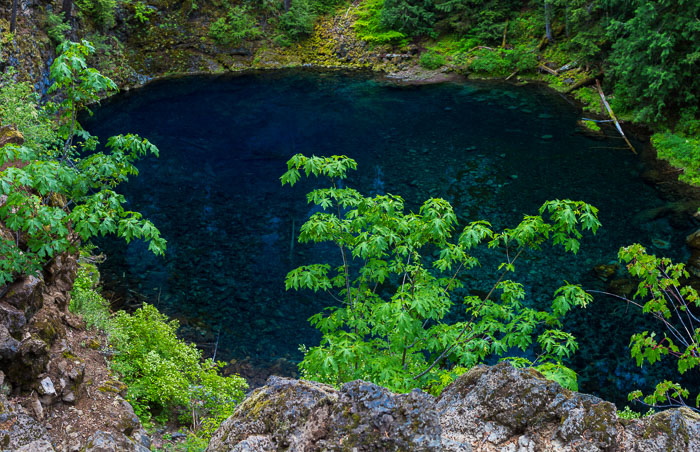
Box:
595;80;636;154
565;72;603;93
537;64;558;75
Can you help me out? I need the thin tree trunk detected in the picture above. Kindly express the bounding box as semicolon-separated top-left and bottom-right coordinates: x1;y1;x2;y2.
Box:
10;0;19;33
544;0;553;43
284;0;291;12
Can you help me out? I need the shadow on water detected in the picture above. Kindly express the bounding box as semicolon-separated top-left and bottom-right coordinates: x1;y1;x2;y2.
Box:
84;69;698;404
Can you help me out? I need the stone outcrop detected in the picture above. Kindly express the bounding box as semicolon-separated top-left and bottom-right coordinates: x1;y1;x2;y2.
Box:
208;363;700;451
0;393;53;451
207;376;440;451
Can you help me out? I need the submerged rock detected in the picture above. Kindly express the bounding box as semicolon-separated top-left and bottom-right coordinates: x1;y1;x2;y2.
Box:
208;363;700;451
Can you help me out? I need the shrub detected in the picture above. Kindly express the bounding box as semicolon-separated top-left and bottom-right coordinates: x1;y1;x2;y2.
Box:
278;0;315;41
75;0;118;29
69;262;111;330
614;244;700;412
468;47;537;77
209;5;261;46
419;50;446;69
281;154;600;394
353;0;407;44
0;41;165;286
110;304;248;424
46;12;71;45
651;131;700;186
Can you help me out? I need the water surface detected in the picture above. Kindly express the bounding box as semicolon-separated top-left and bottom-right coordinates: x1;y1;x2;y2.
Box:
85;70;693;403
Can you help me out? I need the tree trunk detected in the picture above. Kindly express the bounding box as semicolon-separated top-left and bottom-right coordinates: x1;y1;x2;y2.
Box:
544;0;553;43
284;0;291;12
10;0;19;33
63;0;73;21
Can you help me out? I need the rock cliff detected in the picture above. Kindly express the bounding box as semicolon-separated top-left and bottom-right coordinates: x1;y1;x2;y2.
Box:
207;362;700;452
0;129;149;452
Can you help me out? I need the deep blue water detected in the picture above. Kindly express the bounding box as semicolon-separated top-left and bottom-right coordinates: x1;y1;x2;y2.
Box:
85;70;695;404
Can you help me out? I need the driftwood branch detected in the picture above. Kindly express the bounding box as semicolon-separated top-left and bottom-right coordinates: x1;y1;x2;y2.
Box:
595;80;636;154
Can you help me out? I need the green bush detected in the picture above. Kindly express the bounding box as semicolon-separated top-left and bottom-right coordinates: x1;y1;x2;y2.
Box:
419;50;446;69
281;154;599;394
278;0;316;41
0;41;165;286
0;68;57;151
75;0;118;29
46;12;71;45
353;0;407;44
618;244;700;412
468;47;537;77
209;5;261;46
69;262;111;330
651;131;700;186
110;304;248;425
617;406;655;420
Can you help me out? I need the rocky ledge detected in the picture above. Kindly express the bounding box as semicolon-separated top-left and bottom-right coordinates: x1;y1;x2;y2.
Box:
207;362;700;452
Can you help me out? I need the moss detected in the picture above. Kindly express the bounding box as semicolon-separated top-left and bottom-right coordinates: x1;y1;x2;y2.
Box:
62;350;80;361
34;318;64;345
86;338;101;350
581;120;601;132
98;379;127;395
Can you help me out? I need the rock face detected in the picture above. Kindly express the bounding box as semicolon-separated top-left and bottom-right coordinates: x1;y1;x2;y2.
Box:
207;376;441;451
208;363;700;452
0;393;54;451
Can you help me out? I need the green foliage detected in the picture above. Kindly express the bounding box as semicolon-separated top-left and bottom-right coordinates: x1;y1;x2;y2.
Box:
467;46;537;77
282;154;599;394
419;50;446;69
435;0;523;44
0;40;165;286
651;131;700;186
209;5;261;46
606;0;700;124
618;244;700;411
46;12;71;45
617;405;655;420
69;256;247;436
353;0;406;44
110;304;248;426
380;0;436;37
75;0;118;29
278;0;316;41
0;68;57;151
69;262;112;330
132;1;155;23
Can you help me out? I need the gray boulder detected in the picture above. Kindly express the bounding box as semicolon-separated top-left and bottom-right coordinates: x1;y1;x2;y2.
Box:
0;395;52;451
207;363;700;451
82;430;150;452
207;376;441;451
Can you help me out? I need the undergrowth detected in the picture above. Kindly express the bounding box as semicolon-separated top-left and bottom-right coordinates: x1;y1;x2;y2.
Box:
69;255;248;445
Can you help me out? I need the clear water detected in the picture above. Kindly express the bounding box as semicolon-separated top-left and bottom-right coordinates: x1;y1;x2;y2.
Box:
85;70;695;405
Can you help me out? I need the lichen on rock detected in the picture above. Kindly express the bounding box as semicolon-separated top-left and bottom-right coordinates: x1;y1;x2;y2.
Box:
208;362;700;451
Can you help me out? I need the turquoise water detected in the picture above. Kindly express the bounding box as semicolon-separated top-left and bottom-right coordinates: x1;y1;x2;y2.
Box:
85;70;695;404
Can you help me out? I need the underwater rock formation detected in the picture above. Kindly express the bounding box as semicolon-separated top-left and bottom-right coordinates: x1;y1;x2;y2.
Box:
208;362;700;451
